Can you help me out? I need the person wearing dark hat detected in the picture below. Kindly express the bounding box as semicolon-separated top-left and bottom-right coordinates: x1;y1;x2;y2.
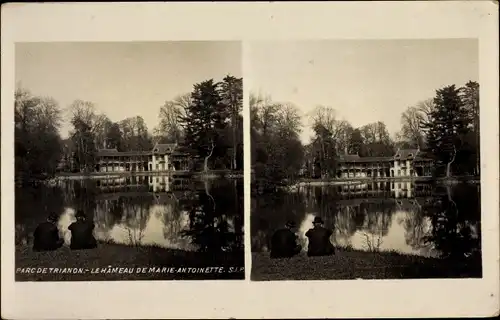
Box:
270;221;302;259
305;216;335;257
32;213;64;252
68;210;97;250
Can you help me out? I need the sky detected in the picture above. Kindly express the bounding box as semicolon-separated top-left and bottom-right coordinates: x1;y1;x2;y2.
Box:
247;39;478;144
15;41;242;138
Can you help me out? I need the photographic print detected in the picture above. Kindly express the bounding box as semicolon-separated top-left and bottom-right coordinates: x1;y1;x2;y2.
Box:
14;41;244;281
250;39;482;281
2;2;498;319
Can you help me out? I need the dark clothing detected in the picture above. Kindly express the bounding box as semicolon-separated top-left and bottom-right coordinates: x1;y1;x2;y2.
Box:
68;220;97;250
305;226;335;257
270;228;302;258
33;222;64;252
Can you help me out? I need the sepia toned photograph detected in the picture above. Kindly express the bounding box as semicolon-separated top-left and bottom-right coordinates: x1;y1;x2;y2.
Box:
14;41;244;281
250;39;482;281
2;2;498;319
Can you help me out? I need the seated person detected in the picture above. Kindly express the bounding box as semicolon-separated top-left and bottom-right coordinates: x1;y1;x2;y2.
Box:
270;221;302;258
305;216;335;257
33;213;64;252
68;210;97;250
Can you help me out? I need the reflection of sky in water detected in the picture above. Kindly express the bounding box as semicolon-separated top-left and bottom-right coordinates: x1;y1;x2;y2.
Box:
296;210;439;258
58;203;197;251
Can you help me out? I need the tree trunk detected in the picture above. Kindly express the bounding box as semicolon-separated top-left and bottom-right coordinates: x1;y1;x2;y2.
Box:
446;145;457;178
204;140;215;173
232;114;237;171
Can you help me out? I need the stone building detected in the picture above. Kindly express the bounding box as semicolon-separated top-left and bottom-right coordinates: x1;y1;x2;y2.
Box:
336;148;433;179
95;143;194;173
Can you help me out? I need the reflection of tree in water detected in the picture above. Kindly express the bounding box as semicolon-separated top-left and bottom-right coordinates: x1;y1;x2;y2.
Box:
334;204;366;245
93;194;152;245
251;187;306;252
359;203;394;252
94;198;125;235
423;184;481;260
70;179;98;221
397;199;434;252
120;196;151;245
15;184;65;245
152;193;193;249
183;179;244;253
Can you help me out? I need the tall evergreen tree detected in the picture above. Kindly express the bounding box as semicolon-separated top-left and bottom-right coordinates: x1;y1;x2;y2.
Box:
220;75;243;170
423;85;470;177
460;81;480;175
181;79;227;171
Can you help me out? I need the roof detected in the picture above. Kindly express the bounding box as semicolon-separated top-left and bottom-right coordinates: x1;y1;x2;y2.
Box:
96;149;151;157
338;154;361;162
394;148;419;160
152;143;177;154
336;148;434;163
337;154;393;163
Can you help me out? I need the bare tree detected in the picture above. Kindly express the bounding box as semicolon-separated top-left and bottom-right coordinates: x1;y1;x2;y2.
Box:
309;105;352;153
399;106;426;149
154;94;190;144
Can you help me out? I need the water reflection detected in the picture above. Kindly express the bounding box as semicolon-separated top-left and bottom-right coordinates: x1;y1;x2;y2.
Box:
16;175;244;254
251;181;481;259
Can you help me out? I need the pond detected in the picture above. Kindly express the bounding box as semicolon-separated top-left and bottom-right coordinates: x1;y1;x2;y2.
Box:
251;181;481;260
16;176;244;254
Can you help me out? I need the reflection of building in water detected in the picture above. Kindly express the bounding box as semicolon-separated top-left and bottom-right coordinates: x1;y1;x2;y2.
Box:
335;181;433;200
96;175;203;194
96;175;149;193
336;148;433;179
96;143;195;173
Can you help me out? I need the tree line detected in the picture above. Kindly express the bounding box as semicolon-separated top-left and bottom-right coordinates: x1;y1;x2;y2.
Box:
15;75;242;183
251;81;480;189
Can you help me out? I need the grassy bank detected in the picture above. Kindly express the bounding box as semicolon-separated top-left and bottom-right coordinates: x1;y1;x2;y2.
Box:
251;248;481;280
15;242;244;281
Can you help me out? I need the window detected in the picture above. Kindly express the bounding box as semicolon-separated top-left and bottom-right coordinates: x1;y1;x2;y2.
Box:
398;170;401;176
408;153;413;157
156;164;159;170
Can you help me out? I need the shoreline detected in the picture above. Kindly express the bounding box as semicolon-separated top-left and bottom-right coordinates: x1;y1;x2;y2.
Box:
251;249;482;280
17;170;244;182
15;242;244;281
289;176;480;187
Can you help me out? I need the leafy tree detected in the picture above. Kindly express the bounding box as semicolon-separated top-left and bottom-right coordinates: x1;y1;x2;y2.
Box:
348;128;364;155
250;93;304;189
309;105;353;154
71;117;96;172
68;100;102;172
119;116;152;151
106;122;124;150
14;88;63;181
310;123;336;178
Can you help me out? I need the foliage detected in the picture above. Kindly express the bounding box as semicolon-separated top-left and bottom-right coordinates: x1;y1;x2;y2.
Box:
15;88;63;181
179;76;243;171
251;93;304;189
422;84;474;177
